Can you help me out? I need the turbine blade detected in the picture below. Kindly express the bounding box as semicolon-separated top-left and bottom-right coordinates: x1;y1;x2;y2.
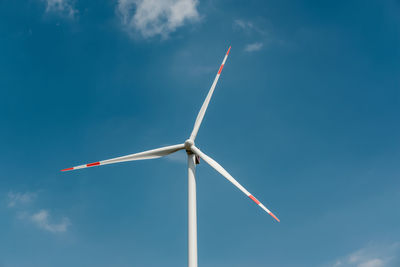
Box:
61;143;185;172
191;146;280;222
189;46;231;141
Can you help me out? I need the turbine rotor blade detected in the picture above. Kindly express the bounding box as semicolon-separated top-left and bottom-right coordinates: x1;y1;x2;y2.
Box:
61;143;185;172
190;46;231;141
191;146;280;222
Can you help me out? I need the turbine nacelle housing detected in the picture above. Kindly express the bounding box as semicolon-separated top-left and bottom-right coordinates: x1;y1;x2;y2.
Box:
184;139;200;164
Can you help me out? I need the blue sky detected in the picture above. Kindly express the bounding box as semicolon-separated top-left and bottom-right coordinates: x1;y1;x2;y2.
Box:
1;0;399;266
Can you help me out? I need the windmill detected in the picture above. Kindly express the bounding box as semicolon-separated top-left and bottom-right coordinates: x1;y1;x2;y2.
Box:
61;46;279;267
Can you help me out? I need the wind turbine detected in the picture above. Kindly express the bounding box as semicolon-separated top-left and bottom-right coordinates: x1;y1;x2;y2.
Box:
61;46;279;267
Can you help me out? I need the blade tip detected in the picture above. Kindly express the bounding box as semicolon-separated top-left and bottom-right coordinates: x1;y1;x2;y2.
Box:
270;212;280;222
61;167;73;172
227;46;231;55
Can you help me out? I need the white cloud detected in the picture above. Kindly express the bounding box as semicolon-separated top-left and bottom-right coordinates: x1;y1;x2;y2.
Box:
7;191;36;208
44;0;77;18
244;42;263;52
328;243;399;267
30;210;70;233
117;0;200;38
6;191;70;233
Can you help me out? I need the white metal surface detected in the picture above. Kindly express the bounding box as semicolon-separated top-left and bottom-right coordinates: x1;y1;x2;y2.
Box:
187;153;198;267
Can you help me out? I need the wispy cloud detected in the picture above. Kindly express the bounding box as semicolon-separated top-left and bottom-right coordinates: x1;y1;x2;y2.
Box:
233;19;269;52
233;19;267;35
244;42;263;52
30;210;70;233
116;0;200;39
7;191;36;208
43;0;77;18
233;19;254;31
165;150;187;164
7;191;70;234
327;243;400;267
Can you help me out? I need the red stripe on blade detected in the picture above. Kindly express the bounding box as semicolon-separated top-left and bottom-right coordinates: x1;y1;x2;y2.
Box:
249;195;260;205
269;212;280;222
87;162;100;167
226;46;231;56
218;64;224;74
61;167;74;172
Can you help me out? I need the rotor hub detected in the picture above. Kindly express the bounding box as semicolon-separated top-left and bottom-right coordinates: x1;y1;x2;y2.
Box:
184;139;194;150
